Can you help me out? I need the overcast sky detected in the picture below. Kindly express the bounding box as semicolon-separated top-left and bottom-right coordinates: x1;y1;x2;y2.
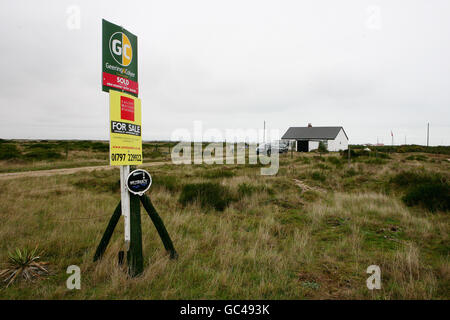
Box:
0;0;449;145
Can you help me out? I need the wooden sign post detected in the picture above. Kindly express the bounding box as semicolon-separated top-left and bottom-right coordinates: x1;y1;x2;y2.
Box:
128;187;143;276
95;19;177;277
120;165;131;249
93;184;177;277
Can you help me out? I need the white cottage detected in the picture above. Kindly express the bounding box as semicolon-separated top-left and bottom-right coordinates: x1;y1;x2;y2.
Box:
281;124;348;152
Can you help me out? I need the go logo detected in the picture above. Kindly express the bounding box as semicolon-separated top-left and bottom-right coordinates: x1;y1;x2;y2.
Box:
109;32;132;67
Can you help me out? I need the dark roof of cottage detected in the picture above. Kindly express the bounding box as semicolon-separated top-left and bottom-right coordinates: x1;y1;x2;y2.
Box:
281;127;348;140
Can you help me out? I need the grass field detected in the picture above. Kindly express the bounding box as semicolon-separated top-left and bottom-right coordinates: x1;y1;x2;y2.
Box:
0;140;176;173
0;140;448;299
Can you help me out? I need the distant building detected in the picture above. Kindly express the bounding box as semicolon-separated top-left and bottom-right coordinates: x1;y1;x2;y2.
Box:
281;124;348;152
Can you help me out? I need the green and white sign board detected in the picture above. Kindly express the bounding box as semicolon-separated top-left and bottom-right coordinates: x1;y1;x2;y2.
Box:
102;19;138;97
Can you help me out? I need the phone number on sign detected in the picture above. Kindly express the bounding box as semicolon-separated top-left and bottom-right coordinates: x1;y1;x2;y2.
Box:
111;153;142;162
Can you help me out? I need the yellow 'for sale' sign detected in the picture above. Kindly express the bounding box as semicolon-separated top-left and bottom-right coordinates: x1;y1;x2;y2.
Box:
109;90;142;165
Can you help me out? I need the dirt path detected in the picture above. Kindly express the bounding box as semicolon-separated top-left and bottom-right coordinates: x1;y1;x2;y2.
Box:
0;155;264;181
0;161;169;181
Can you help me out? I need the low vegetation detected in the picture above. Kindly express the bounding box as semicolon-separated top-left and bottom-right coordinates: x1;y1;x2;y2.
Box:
0;140;179;173
0;247;49;287
0;142;448;299
402;183;450;212
179;182;234;211
350;144;450;155
388;170;450;212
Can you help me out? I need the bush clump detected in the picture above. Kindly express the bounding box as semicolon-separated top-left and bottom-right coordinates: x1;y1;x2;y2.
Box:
376;152;391;159
327;157;342;165
364;158;387;165
23;149;63;161
402;183;450;212
239;183;274;196
152;174;179;192
405;155;427;161
237;183;257;197
91;142;109;152
391;170;449;212
311;171;326;182
341;149;360;158
179;182;234;211
144;150;163;159
313;163;331;170
318;141;328;154
202;168;235;179
344;168;358;177
72;177;120;193
390;170;445;187
25;143;59;150
313;156;325;162
295;157;311;164
0;144;21;160
67;140;94;151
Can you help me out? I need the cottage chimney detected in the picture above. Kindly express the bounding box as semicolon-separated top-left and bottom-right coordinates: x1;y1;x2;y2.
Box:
308;123;312;127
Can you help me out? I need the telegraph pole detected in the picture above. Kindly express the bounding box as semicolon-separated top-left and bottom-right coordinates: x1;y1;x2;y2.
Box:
427;123;429;147
263;120;266;143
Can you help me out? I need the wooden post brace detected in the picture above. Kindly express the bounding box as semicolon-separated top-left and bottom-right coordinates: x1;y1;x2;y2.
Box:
140;194;178;259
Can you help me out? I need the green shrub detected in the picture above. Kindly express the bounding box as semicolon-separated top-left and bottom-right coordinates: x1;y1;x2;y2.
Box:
313;156;325;162
391;170;449;211
202;168;235;179
91;142;109;152
295;157;311;164
344;168;358;177
72;177;120;193
144;150;163;159
318;141;328;153
314;163;331;170
238;183;257;197
376;152;391;159
23;149;63;161
390;170;444;187
25;143;60;150
327;157;342;165
353;144;450;155
396;145;450;155
364;158;387;165
402;183;450;212
0;144;21;160
311;171;326;182
341;149;360;158
69;140;95;151
152;174;179;192
179;183;234;211
415;155;428;161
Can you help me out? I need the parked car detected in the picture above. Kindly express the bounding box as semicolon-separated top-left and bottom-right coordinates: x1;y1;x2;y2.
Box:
278;142;289;153
256;142;289;155
256;143;271;156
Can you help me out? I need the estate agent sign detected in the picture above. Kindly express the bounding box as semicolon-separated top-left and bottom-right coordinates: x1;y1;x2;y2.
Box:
109;90;142;165
102;19;138;96
96;19;176;278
